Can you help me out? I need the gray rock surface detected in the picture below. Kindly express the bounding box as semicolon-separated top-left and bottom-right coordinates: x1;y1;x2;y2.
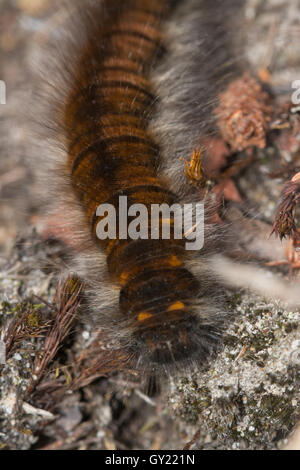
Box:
0;0;299;450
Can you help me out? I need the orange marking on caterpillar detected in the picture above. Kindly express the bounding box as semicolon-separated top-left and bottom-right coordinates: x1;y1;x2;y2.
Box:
168;255;182;267
138;312;153;322
167;301;185;312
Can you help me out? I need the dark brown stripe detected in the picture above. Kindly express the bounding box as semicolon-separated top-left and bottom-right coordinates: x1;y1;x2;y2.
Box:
68;118;148;154
71;135;159;174
105;29;162;48
102;183;177;205
66;78;152;120
97;80;154;101
120;267;199;315
107;238;184;276
102;65;144;76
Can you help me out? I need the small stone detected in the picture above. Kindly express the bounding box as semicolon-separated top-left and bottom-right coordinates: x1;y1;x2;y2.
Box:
82;331;90;340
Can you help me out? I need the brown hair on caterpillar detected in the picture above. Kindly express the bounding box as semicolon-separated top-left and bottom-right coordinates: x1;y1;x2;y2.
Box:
35;0;247;377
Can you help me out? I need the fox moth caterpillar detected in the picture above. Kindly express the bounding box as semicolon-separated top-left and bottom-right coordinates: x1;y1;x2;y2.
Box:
36;0;246;377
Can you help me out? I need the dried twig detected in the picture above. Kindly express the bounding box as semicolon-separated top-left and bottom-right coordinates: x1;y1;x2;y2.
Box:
70;330;134;391
4;305;51;358
26;276;83;395
183;429;202;450
271;172;300;241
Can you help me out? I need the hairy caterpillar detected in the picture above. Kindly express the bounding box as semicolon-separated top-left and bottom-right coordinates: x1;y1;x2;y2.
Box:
37;0;246;376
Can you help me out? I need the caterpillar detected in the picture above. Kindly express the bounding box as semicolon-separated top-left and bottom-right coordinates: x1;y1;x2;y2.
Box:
37;0;246;377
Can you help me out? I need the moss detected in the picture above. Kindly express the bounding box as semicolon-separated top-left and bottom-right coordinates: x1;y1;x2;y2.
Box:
1;300;12;311
223;333;239;348
284;322;298;334
174;384;212;424
26;311;40;328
